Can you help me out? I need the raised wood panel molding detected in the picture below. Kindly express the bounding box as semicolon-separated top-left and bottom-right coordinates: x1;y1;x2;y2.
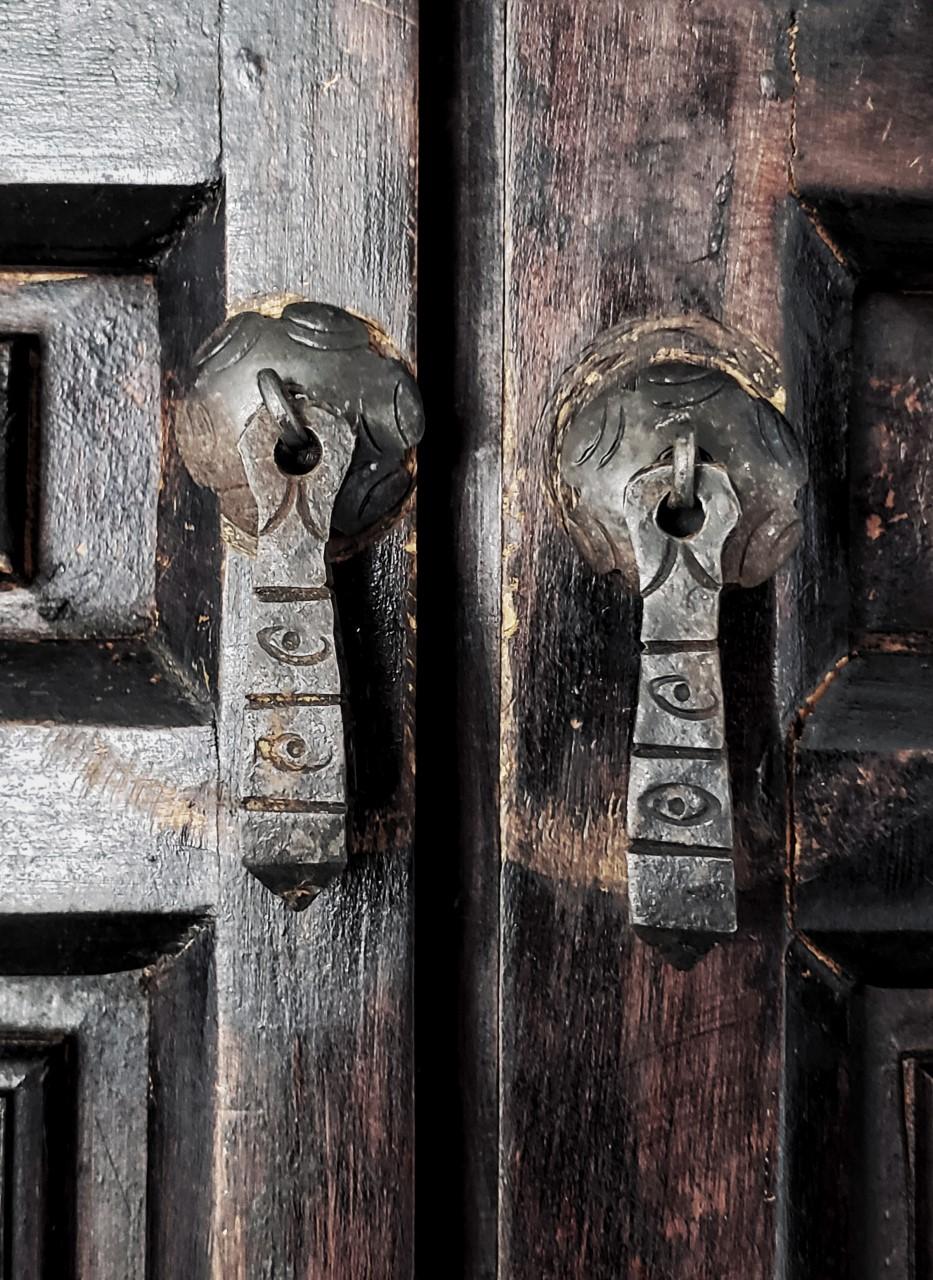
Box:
0;1036;74;1278
0;2;220;186
0;923;213;1280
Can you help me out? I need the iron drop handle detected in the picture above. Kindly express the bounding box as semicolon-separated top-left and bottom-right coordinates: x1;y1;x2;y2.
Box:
178;302;424;907
556;322;806;943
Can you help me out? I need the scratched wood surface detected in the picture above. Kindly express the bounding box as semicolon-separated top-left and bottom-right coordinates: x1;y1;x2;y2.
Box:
0;0;219;186
499;3;797;1276
4;0;933;1274
496;0;933;1274
212;1;419;1275
793;0;933;282
848;292;933;637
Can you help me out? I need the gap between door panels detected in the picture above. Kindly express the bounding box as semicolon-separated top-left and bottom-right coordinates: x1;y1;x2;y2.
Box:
415;1;506;1276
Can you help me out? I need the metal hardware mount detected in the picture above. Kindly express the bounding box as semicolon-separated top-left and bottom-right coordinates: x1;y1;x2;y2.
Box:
178;301;425;906
555;318;806;942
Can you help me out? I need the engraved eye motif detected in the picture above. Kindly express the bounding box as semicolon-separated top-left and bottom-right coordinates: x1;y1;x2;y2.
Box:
257;626;330;666
648;674;718;721
256;733;333;774
638;782;721;828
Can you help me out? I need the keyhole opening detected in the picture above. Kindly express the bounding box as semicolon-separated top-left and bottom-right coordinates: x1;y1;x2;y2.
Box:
655;493;706;538
274;430;322;477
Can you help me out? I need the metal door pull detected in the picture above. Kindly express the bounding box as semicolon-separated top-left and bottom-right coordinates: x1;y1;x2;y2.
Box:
178;301;424;906
556;326;806;939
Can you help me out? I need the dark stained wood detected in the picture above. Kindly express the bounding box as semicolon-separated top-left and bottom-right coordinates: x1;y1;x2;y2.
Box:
786;952;933;1280
156;193;225;702
849;293;933;637
776;199;853;706
790;2;933;297
781;943;854;1280
785;13;933;1276
907;1056;933;1279
498;2;794;1274
793;0;933;279
0;1035;74;1278
5;0;933;1274
145;925;215;1280
794;654;933;950
0;640;208;724
0;186;211;270
210;1;419;1274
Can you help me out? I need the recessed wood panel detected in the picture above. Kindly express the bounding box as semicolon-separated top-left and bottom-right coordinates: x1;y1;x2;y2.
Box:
0;923;213;1279
795;654;933;937
905;1057;933;1279
793;2;933;282
0;336;39;584
849;293;933;636
0;1037;75;1279
785;954;933;1280
0;274;161;639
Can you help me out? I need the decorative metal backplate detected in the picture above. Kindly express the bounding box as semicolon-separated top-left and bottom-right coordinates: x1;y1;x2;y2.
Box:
552;317;806;941
179;301;424;551
560;359;806;590
177;301;424;905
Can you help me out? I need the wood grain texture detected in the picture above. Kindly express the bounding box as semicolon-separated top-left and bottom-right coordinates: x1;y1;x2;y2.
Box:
500;3;793;1274
0;974;148;1279
794;653;933;937
221;0;417;339
791;0;933;282
0;932;214;1280
774;200;853;715
781;943;853;1280
145;926;215;1280
157;195;226;701
0;1035;73;1277
212;1;419;1273
794;0;933;205
0;720;217;915
785;948;933;1280
0;0;220;185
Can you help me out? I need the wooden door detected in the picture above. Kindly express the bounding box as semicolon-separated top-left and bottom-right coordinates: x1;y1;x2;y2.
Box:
419;2;933;1278
0;3;417;1277
1;1;931;1277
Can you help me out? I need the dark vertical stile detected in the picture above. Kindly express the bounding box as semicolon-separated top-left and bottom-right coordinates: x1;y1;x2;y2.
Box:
416;1;505;1276
498;3;794;1274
